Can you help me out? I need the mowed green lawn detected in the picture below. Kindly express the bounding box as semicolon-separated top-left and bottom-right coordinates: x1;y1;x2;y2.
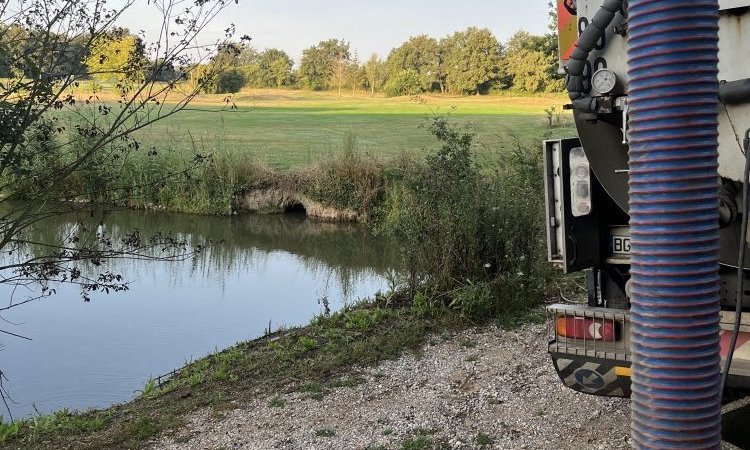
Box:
129;89;576;170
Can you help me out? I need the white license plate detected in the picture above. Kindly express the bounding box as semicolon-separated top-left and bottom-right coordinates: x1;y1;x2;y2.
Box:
612;236;631;255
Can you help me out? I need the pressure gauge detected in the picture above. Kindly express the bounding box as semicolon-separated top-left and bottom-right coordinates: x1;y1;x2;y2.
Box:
592;68;617;95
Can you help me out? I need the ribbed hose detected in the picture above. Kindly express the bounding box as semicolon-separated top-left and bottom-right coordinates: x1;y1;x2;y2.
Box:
627;0;722;449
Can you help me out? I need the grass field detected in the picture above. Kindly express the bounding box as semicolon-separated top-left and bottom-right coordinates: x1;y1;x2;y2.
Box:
34;88;576;214
128;89;575;170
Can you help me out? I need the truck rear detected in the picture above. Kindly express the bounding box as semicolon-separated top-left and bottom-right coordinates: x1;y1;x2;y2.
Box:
546;0;750;398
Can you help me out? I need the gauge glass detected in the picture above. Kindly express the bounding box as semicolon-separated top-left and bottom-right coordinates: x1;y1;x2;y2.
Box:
592;68;617;94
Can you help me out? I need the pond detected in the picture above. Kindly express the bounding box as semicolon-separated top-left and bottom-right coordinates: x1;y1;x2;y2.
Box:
0;210;399;419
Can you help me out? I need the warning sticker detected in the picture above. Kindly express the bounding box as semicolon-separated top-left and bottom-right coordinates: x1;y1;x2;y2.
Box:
558;0;578;64
552;353;631;398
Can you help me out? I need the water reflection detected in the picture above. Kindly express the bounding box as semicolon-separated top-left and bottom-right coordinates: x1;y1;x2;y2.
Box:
0;209;398;419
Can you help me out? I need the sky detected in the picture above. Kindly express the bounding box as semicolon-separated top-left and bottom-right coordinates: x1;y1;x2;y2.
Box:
118;0;551;63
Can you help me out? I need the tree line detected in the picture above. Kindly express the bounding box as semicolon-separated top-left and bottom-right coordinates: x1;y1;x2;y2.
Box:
212;27;563;96
0;22;561;97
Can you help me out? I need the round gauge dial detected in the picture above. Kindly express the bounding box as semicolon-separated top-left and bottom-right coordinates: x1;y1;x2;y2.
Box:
592;68;617;95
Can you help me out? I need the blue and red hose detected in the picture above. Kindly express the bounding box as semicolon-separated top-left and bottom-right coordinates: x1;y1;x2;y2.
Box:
627;0;723;448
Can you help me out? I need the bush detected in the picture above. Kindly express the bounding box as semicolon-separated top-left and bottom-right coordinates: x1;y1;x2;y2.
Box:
214;68;246;94
376;117;553;319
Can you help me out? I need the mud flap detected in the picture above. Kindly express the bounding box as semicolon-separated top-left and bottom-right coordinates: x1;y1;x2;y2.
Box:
551;352;631;398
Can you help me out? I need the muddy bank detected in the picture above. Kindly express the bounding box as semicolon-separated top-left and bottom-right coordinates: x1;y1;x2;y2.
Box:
234;188;360;222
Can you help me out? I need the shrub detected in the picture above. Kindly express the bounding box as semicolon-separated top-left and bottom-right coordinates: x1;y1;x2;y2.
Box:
214;68;246;94
377;117;553;319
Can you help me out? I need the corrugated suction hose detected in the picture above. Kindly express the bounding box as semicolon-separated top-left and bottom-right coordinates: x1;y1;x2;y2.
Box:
627;0;723;448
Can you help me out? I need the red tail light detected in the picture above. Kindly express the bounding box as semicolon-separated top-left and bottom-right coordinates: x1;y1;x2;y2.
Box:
556;316;617;341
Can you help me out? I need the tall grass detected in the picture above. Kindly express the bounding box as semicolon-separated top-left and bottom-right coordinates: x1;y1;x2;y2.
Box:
10;118;394;216
299;131;390;217
7;121;277;215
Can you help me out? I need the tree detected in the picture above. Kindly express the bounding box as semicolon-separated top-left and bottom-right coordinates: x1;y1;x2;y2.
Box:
259;49;293;88
442;27;503;95
332;46;348;97
0;0;233;417
504;49;551;92
386;35;441;92
215;68;246;93
85;29;146;85
364;54;385;97
344;53;367;95
297;39;350;91
503;30;563;93
148;58;179;83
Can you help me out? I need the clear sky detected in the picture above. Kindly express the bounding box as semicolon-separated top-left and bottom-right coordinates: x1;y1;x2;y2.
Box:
119;0;551;63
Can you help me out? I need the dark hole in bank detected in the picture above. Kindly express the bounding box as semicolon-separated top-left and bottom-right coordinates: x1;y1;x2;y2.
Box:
285;202;307;215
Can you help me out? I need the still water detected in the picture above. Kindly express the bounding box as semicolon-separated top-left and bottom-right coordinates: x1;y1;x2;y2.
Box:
0;210;398;419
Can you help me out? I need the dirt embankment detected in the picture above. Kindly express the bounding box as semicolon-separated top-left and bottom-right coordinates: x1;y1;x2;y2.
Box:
234;188;359;222
153;323;630;450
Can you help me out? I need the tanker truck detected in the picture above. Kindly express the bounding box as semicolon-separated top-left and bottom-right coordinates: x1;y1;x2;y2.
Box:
545;0;750;398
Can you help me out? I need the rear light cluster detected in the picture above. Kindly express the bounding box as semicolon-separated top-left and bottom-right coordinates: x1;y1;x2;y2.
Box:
556;316;618;341
569;147;592;217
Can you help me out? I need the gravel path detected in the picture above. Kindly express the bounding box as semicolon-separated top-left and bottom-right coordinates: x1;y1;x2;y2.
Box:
153;323;631;450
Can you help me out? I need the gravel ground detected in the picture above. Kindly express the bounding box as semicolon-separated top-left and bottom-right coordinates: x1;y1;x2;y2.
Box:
153;323;630;450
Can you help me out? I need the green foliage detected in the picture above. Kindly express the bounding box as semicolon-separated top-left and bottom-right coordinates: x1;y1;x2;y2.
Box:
140;378;158;398
165;24;562;96
265;50;295;87
449;282;496;320
377;116;554;319
298;382;328;400
503;30;564;93
315;428;336;437
402;436;433;450
297;39;350;90
148;58;179;82
1;409;111;445
505;49;551;92
345;54;368;94
0;18;563;96
14;94;575;218
188;64;218;93
364;53;386;95
122;416;180;442
215;68;246;94
386;35;442;92
85;29;146;85
241;48;295;88
298;335;319;351
384;69;422;97
442;28;503;95
0;419;20;442
475;432;495;447
410;291;444;317
300;131;386;214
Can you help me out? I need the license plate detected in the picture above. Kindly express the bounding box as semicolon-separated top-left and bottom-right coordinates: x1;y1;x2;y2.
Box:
612;235;631;255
